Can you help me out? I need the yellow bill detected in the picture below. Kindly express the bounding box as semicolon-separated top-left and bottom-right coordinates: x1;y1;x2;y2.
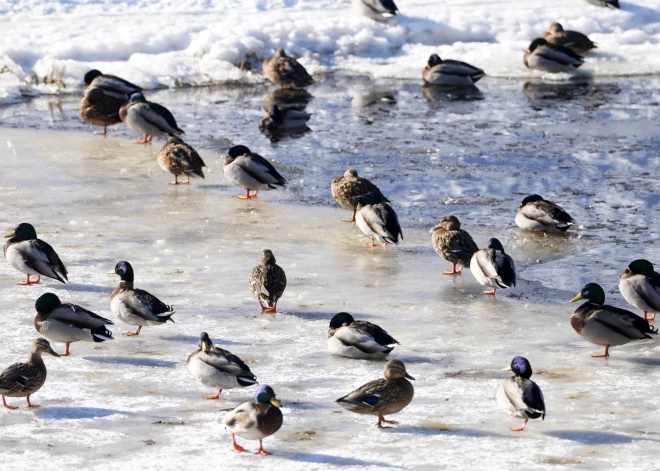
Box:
570;293;584;303
270;398;281;408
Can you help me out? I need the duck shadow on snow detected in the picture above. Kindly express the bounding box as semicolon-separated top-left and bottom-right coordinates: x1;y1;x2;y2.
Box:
51;283;111;294
160;334;243;346
35;407;125;420
544;430;660;445
388;425;510;438
83;356;178;368
626;357;660;367
276;450;403;468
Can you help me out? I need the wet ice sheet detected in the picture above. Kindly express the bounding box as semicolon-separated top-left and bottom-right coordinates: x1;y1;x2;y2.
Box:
0;77;660;470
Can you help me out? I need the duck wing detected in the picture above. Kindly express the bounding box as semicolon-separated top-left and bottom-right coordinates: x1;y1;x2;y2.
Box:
361;203;403;244
0;363;29;393
337;378;389;410
590;305;657;339
198;348;256;381
352;320;399;346
538;45;584;67
143;102;184;135
437;60;484;77
167;141;206;178
278;57;314;86
363;0;398;14
494;252;516;288
223;401;259;430
49;303;113;328
91;75;142;98
236;154;287;187
15;239;68;283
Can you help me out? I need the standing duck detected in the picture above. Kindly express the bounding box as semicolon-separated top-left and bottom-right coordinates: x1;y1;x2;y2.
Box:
187;332;257;399
0;338;59;409
119;93;183;144
331;168;388;223
431;215;479;275
619;260;660;321
544;23;597;54
354;0;399;21
496;356;546;432
110;261;175;336
34;293;113;356
79;69;142;135
336;360;414;428
355;193;403;247
223;385;283;455
570;283;657;357
4;223;68;285
249;250;287;313
524;38;584;73
470;238;516;295
157;137;206;185
223;145;287;199
515;194;575;232
423;54;485;87
327;312;399;359
262;49;314;89
259;105;311;133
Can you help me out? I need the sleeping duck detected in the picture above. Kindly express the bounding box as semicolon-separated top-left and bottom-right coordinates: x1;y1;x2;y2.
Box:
157;137;206;185
327;312;399;359
0;338;59;409
223;145;287;199
34;293;113;356
336;359;414;428
331;168;388;223
470;238;516;295
4;223;68;285
544;23;596;54
423;54;485;87
515;194;575;232
619;260;660;321
259;105;311;133
355;192;403;247
119;93;183;144
355;0;398;21
496;356;545;432
262;49;314;89
524;38;584;73
223;385;283;455
187;332;257;399
570;283;657;357
249;250;287;313
110;261;175;336
431;215;479;275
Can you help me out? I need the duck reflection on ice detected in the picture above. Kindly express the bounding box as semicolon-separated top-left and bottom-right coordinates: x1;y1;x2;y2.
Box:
523;80;621;110
259;104;311;141
422;84;484;102
263;88;313;112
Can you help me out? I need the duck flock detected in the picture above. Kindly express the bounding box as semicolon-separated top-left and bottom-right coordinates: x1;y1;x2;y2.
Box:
1;0;657;460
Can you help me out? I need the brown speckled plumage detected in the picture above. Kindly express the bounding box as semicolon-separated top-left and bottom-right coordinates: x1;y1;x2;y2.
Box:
263;49;314;89
249;250;287;311
331;168;387;220
544;23;596;54
157;137;206;183
431;215;479;269
79;87;125;128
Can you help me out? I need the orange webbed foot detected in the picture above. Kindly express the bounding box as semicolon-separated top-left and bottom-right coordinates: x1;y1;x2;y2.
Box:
483;289;496;295
509;426;525;432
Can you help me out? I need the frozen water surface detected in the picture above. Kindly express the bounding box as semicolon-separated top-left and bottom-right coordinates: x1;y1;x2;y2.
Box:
1;76;660;470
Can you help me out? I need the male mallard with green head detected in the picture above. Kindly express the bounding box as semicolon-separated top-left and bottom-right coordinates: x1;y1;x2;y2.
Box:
515;194;575;232
524;38;584;73
431;215;479;275
470;238;516;295
496;356;545;432
263;49;314;89
423;54;485;87
157;137;206;185
223;145;287;199
249;250;287;313
619;260;660;321
331;168;388;223
327;312;399;359
4;223;68;285
355;192;402;247
119;93;183;144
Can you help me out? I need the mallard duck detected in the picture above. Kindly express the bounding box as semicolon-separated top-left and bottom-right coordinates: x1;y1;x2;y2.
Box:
355;192;403;247
570;283;657;357
423;54;485;87
0;338;59;409
619;260;660;321
515;194;575;232
80;69;142;135
470;238;516;295
157;137;206;185
336;359;414;428
187;332;257;399
223;384;283;455
34;293;113;356
262;49;314;89
327;312;399;359
119;93;183;144
496;356;546;432
249;250;287;313
431;215;479;275
110;261;175;336
4;223;68;285
355;0;398;21
263;88;312;112
524;38;584;73
259;105;311;133
223;145;287;199
331;168;388;223
544;23;596;54
585;0;619;8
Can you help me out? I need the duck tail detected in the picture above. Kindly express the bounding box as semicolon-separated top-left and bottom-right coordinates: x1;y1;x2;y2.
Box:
91;325;114;342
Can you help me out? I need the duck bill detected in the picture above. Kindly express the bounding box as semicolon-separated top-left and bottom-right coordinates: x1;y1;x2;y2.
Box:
106;270;116;274
270;398;281;408
404;373;415;380
570;293;584;303
4;231;15;238
502;366;512;371
48;348;61;357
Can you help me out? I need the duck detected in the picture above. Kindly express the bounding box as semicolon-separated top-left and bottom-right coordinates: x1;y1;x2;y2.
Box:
355;192;403;247
470;238;516;295
570;283;657;357
515;194;575;232
223;145;287;199
223;384;283;455
496;356;546;432
187;332;257;400
331;168;388;223
423;54;485;87
431;215;479;275
336;359;414;428
327;312;399;359
584;0;619;8
619;260;660;321
544;23;597;54
259;105;311;133
34;293;113;356
4;223;68;285
79;69;142;135
249;250;287;313
354;0;398;21
0;338;59;409
263;88;313;112
157;137;206;185
109;261;175;336
119;93;183;144
262;49;314;89
524;38;584;73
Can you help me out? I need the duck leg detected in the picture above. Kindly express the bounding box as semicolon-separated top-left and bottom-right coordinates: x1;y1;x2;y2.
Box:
443;263;462;275
483;289;497;295
170;175;180;185
237;189;257;199
364;237;377;247
231;433;246;453
26;395;40;408
264;301;278;314
134;134;150;144
204;389;222;400
2;396;17;410
256;440;272;456
180;178;190;184
60;343;71;357
510;419;528;432
376;414;398;428
591;345;610;358
17;274;40;286
125;326;142;336
643;311;656;321
342;210;357;223
94;126;107;135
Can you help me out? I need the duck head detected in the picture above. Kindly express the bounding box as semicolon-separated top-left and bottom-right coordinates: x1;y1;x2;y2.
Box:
329;312;355;329
269;105;284;122
548;23;564;33
528;38;548;53
344;168;358;178
503;356;533;379
433;215;461;232
261;249;276;266
129;93;147;103
427;54;442;68
83;69;103;86
624;259;654;276
521;194;544;206
112;261;135;282
255;385;281;408
274;48;288;58
487;238;506;253
570;283;605;305
225;145;251;165
199;332;214;352
357;192;385;208
384;359;415;381
31;338;60;358
5;223;38;241
35;293;62;314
